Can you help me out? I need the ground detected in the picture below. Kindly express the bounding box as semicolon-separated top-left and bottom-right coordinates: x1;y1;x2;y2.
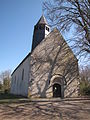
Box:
0;99;90;120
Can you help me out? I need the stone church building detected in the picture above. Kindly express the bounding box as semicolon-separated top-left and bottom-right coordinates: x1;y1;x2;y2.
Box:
11;15;79;98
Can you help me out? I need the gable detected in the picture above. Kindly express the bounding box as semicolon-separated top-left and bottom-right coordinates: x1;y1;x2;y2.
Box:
31;28;77;62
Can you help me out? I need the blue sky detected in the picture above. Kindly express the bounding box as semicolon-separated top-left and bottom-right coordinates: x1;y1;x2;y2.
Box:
0;0;44;72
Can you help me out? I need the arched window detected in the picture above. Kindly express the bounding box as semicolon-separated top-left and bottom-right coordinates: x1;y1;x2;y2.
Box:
22;69;24;80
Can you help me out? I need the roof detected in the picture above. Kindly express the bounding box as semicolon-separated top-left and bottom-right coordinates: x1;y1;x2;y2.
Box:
36;15;48;25
11;52;31;76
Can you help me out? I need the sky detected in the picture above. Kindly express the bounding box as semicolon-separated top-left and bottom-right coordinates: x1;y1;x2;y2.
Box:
0;0;44;72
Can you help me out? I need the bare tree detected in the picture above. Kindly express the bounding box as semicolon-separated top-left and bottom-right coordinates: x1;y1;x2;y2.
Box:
79;66;90;95
0;81;3;91
43;0;90;57
80;66;90;81
0;70;11;92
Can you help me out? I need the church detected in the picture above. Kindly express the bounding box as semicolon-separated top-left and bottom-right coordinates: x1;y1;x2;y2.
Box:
11;15;79;98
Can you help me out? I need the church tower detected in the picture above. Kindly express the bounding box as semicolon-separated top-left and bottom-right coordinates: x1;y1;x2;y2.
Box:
31;15;50;51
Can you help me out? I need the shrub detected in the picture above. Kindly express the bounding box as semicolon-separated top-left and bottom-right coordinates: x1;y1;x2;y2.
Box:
80;80;90;96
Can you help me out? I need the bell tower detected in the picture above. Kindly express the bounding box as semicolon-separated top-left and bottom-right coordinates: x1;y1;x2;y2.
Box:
31;15;50;51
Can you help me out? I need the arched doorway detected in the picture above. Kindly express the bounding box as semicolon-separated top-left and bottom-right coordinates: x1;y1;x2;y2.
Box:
53;83;61;97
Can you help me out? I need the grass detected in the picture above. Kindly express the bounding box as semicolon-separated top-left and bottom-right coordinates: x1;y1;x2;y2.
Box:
0;92;28;104
0;92;25;99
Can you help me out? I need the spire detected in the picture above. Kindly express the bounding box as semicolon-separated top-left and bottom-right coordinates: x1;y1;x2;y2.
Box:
31;15;50;51
36;15;48;25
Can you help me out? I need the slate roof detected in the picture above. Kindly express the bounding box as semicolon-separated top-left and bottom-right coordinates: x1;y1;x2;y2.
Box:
36;15;48;25
11;52;31;76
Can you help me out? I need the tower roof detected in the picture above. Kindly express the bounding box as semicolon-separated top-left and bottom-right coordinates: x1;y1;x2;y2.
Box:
36;15;48;25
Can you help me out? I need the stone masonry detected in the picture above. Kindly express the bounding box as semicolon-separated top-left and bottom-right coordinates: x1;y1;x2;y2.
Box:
29;28;79;98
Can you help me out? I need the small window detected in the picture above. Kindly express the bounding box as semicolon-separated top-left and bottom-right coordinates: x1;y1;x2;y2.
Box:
48;28;49;31
22;69;24;80
15;76;16;83
46;27;49;32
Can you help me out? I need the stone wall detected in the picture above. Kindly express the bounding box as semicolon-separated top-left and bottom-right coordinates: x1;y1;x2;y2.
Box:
29;28;79;98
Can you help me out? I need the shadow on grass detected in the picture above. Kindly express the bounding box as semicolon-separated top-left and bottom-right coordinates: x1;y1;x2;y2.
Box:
0;92;28;104
0;93;25;100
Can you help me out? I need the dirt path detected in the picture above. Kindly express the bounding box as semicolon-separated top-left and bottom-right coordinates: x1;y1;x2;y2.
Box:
0;100;90;120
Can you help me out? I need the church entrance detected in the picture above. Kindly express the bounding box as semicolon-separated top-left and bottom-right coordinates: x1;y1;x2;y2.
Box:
53;83;61;98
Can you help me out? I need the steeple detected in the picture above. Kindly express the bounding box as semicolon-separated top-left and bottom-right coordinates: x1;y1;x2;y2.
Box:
31;15;50;51
36;15;48;25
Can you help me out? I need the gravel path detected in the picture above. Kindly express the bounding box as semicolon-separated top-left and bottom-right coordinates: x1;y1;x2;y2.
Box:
0;100;90;120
